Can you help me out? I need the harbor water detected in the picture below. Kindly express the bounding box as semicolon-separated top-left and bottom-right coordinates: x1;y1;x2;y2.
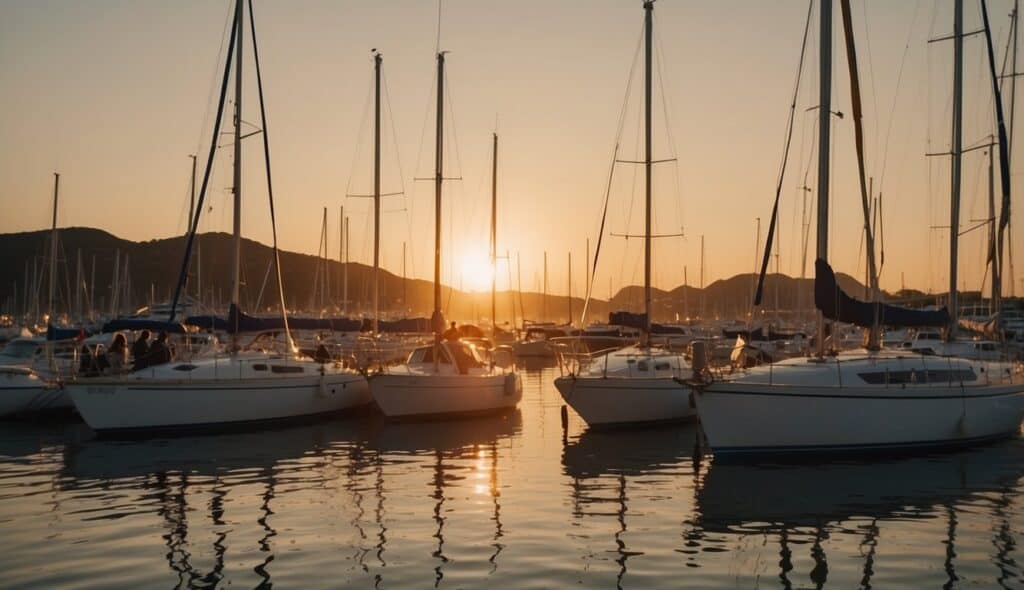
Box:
1;365;1023;588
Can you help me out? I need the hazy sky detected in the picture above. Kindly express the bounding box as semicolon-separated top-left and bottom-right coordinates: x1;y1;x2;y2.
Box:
0;0;1019;299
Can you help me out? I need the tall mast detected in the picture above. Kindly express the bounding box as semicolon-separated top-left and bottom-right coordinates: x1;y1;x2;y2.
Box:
989;144;998;308
700;234;705;319
188;154;197;230
74;249;82;320
230;0;244;349
815;0;833;357
543;251;548;321
839;0;880;348
373;51;382;334
433;51;446;355
344;214;350;314
48;172;59;323
1010;0;1019;296
490;132;498;339
948;0;964;340
642;0;654;345
567;251;573;326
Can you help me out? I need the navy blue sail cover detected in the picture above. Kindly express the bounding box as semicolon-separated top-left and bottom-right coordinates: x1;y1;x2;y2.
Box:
815;258;949;328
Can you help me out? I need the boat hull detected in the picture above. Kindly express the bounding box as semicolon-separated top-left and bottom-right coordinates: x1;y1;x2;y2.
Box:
0;369;69;417
554;375;696;426
370;372;522;418
66;373;371;434
695;382;1024;457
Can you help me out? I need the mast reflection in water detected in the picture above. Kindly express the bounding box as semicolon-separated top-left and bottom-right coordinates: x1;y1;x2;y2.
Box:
0;368;1022;588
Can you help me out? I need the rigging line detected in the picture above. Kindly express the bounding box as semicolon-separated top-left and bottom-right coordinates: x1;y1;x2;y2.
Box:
168;4;238;324
248;0;295;350
344;66;376;202
194;3;236;166
753;0;813;307
860;0;881;171
654;21;685;237
382;71;416;281
879;0;922;202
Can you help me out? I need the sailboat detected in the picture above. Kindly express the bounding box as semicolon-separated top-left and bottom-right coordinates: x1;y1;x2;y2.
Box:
370;51;521;419
64;0;370;435
0;173;77;417
553;0;694;427
694;0;1024;457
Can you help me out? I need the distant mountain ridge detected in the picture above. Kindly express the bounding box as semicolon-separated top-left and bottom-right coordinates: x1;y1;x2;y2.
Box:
0;226;945;325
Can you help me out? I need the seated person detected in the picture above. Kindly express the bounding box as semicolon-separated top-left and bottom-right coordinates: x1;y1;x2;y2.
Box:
79;344;97;376
132;330;151;371
94;344;111;374
147;332;173;367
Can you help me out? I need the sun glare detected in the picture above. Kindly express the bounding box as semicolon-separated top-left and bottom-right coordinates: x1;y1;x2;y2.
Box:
457;251;495;293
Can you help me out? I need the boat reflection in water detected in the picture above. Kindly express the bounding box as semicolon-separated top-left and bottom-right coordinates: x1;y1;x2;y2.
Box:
50;409;522;589
561;424;701;587
693;440;1024;588
363;410;522;587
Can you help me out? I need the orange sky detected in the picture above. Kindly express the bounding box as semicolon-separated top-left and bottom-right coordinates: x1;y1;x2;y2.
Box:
0;1;1019;298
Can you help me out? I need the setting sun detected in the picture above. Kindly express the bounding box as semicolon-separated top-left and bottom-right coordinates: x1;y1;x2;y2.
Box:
456;251;495;293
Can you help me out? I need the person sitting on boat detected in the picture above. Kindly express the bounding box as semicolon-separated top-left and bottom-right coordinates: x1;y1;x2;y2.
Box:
108;333;129;373
78;343;97;376
148;332;172;366
131;330;151;371
93;344;111;374
443;322;460;342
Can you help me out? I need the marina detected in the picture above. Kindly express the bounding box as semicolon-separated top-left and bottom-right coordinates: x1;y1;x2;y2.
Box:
3;0;1024;587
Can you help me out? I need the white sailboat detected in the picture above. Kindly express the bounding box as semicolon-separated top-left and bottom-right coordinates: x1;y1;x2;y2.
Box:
0;173;77;417
554;0;694;427
694;0;1024;457
64;0;369;435
370;52;521;419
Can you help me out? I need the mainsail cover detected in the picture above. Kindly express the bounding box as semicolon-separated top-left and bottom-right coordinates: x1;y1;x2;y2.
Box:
815;258;948;328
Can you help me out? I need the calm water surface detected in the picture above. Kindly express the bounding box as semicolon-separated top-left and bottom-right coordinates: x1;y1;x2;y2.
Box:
2;366;1024;588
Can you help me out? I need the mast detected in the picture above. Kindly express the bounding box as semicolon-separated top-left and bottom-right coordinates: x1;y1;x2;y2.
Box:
339;206;343;308
89;255;95;320
373;51;382;335
700;234;705;319
567;251;573;326
490;132;498;339
840;0;880;348
948;0;964;340
48;172;59;323
1010;0;1019;296
344;213;349;314
188;154;197;230
642;0;654;345
432;51;446;361
543;251;548;322
230;0;244;349
989;144;998;309
815;0;833;357
74;249;82;320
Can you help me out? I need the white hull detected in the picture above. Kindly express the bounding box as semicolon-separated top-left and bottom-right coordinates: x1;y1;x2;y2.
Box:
555;375;695;426
697;378;1024;456
65;355;371;433
371;372;522;418
0;369;68;416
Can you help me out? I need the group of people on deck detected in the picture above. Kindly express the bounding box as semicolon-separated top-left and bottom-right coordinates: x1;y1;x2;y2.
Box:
79;330;174;376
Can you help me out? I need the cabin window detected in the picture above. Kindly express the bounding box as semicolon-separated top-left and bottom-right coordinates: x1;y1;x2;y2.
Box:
857;369;977;385
172;364;198;372
253;364;268;371
655;362;671;371
271;365;304;374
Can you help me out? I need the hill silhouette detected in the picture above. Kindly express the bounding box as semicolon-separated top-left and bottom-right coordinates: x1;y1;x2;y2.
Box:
0;226;936;326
